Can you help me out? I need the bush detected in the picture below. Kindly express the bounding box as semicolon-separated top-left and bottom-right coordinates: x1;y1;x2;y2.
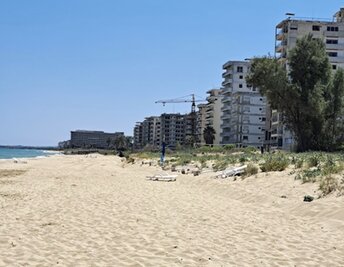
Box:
260;154;289;172
223;144;235;151
212;159;229;172
244;163;258;177
292;156;304;169
298;168;322;183
319;175;338;196
322;156;344;175
239;155;247;163
242;146;258;153
126;156;135;164
306;153;322;168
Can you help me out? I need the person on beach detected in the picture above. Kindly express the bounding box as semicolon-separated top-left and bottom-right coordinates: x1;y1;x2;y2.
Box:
160;141;166;165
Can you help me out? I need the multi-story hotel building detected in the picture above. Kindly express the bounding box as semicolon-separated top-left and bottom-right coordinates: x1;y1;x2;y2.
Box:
134;113;195;149
270;7;344;150
196;89;223;145
70;130;124;149
196;103;207;144
220;60;266;148
205;89;223;145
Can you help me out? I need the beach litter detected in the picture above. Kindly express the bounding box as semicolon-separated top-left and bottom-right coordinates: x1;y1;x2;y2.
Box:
146;173;177;182
215;165;247;179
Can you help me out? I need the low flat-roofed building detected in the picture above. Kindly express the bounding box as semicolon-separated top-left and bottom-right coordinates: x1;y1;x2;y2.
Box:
70;130;124;149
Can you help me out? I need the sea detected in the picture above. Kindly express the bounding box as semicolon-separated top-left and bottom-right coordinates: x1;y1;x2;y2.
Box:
0;148;58;159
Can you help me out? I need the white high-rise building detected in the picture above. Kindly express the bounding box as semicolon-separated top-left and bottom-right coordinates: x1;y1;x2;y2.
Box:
220;61;266;148
270;8;344;150
205;89;223;145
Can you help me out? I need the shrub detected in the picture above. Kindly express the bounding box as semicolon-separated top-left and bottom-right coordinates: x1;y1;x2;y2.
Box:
322;156;344;175
319;175;338;196
293;157;304;169
223;144;235;151
244;163;258;177
239;155;247;163
126;156;135;164
176;157;191;166
199;157;207;169
242;146;258;153
212;159;229;172
260;154;289;172
306;153;322;168
299;168;322;183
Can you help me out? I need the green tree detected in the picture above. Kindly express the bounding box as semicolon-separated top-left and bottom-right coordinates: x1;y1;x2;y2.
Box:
246;34;341;152
203;126;216;145
112;135;128;151
324;68;344;149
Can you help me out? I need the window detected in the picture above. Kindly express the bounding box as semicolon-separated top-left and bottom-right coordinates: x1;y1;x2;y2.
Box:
243;136;248;140
262;117;266;121
327;26;339;32
333;65;337;70
328;52;338;57
312;25;320;31
239;75;243;79
239;84;243;88
237;66;243;73
290;26;298;30
326;39;338;44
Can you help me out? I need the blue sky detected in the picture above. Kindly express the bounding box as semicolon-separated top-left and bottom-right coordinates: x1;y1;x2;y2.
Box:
1;0;343;146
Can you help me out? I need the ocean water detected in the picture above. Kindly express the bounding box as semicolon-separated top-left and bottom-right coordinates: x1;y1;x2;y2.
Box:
0;148;57;159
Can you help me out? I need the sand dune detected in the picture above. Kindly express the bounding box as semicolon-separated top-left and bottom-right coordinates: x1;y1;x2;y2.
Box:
0;155;343;266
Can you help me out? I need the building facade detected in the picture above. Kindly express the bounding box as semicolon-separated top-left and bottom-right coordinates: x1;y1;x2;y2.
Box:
134;113;195;149
220;60;266;148
270;8;344;150
196;103;207;145
70;130;124;149
204;89;223;145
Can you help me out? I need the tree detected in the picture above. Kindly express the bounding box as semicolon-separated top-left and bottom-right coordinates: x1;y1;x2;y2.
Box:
247;34;344;152
106;138;112;148
203;126;216;145
324;68;344;149
112;135;128;151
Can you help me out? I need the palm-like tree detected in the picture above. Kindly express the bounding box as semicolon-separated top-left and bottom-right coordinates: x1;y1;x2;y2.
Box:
203;126;216;145
112;135;128;151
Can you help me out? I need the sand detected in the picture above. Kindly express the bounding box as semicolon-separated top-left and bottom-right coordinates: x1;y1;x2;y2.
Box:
0;154;344;266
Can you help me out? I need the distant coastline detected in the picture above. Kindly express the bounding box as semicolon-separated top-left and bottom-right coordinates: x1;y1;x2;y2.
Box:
0;145;58;151
0;147;59;159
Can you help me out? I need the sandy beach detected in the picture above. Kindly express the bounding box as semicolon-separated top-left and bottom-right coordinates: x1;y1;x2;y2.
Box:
0;154;344;266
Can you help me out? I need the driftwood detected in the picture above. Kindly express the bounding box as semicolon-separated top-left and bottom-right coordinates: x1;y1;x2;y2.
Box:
146;173;177;182
216;165;247;179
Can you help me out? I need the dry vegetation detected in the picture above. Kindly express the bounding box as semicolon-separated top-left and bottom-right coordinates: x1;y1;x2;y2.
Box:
131;146;344;197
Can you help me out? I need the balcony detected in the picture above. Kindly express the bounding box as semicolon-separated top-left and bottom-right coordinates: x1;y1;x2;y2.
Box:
276;30;285;41
222;78;232;87
328;56;344;63
222;96;231;103
221;115;231;121
325;43;344;50
222;70;232;78
275;41;287;53
325;30;344;37
221;105;231;112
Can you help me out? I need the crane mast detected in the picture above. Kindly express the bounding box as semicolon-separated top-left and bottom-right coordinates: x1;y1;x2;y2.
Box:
155;94;204;147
